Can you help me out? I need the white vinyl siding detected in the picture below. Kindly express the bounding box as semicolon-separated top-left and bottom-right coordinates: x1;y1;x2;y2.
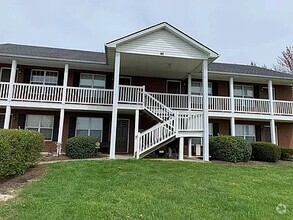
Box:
31;69;58;85
117;29;209;59
234;85;254;98
191;82;212;95
76;117;103;141
25;115;54;140
235;124;255;142
80;73;106;89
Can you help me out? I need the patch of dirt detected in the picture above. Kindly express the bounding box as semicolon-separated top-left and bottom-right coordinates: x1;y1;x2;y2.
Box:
39;154;70;162
0;165;46;195
212;160;293;166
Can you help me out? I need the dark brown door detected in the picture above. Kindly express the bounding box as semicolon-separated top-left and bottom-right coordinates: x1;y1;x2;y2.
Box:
167;81;181;94
116;119;129;153
0;115;4;128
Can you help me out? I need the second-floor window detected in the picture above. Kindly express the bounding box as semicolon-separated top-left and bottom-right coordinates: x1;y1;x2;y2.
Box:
0;68;11;82
31;69;58;85
234;85;253;98
235;124;255;142
191;82;212;95
80;73;106;89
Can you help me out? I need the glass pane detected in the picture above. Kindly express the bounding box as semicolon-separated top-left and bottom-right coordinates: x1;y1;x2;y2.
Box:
27;128;38;132
31;70;45;84
45;71;58;85
26;115;40;127
234;85;243;97
191;137;202;145
90;118;103;130
76;117;90;130
245;136;255;142
208;83;213;96
90;130;102;140
76;130;88;136
93;75;106;89
244;86;253;98
80;74;93;88
246;125;255;136
40;128;53;140
1;68;11;82
191;82;201;95
209;123;213;136
235;124;244;136
41;115;54;128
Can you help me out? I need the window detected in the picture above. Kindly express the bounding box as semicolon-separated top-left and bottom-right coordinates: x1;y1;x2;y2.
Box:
191;82;212;95
76;117;103;141
167;80;181;94
0;68;11;82
191;123;213;145
235;124;255;142
119;76;132;85
80;73;106;89
25;115;54;140
234;85;253;98
31;69;58;85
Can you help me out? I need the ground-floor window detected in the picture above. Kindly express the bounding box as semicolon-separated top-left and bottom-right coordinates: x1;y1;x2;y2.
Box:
76;117;103;141
235;124;255;142
25;115;54;140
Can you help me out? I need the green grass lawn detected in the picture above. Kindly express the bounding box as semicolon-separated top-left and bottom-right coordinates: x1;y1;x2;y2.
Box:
0;160;292;220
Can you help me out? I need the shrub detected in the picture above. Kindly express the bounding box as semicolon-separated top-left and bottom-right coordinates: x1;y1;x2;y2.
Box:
0;129;44;177
65;136;98;159
251;142;281;162
209;136;252;162
280;148;293;161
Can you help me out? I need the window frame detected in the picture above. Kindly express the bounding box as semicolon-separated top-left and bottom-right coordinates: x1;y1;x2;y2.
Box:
191;81;213;96
119;76;132;85
79;73;106;89
25;114;55;141
166;80;182;94
75;117;103;142
0;67;12;82
234;84;254;98
235;124;256;142
30;69;59;85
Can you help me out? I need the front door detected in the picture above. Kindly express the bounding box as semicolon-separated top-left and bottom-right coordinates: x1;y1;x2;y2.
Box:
167;80;181;94
116;119;129;153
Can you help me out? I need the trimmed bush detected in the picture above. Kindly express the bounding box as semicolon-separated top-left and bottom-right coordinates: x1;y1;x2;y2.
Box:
280;148;293;161
65;136;98;159
0;129;44;177
251;142;281;162
209;136;252;162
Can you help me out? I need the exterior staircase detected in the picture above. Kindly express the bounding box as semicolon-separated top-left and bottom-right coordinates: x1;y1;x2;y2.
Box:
136;91;204;158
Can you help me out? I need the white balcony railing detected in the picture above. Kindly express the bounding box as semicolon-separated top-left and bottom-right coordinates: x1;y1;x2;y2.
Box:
177;111;203;132
1;82;293;117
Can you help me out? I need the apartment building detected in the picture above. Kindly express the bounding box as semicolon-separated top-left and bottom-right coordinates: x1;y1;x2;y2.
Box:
0;22;292;161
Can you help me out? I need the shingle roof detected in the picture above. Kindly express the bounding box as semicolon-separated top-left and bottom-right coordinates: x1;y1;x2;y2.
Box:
0;43;106;63
0;43;292;79
209;62;293;78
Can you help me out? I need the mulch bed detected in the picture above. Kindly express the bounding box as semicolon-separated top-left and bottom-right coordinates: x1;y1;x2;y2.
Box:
0;165;46;194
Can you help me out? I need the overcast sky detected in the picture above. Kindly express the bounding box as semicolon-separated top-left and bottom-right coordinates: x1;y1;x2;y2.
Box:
0;0;292;67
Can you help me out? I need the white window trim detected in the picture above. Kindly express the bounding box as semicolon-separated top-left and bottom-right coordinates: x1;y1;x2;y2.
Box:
30;69;59;85
25;115;54;141
79;73;106;89
75;117;103;142
191;81;213;96
234;84;254;98
166;80;181;94
120;76;132;85
235;124;256;141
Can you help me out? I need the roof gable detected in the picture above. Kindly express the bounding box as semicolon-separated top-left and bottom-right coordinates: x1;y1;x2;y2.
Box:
106;22;218;59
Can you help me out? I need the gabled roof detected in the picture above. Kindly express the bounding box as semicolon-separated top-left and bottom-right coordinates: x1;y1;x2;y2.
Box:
209;62;293;79
105;22;219;58
0;43;106;63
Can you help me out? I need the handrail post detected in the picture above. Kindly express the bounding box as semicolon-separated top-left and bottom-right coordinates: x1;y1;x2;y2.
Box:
142;85;145;107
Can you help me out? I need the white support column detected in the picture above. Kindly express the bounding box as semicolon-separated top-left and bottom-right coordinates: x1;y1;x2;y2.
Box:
56;108;65;155
110;52;121;159
230;117;235;136
188;73;192;111
62;64;69;104
268;80;274;115
229;77;234;113
134;109;139;158
179;137;184;160
202;60;209;161
4;60;17;129
270;119;276;144
4;106;11;129
188;138;192;157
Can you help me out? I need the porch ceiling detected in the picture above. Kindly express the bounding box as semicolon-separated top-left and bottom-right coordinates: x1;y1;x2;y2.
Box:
120;53;202;79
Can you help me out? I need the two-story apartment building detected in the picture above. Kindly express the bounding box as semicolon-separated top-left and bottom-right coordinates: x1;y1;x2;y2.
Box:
0;22;292;161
